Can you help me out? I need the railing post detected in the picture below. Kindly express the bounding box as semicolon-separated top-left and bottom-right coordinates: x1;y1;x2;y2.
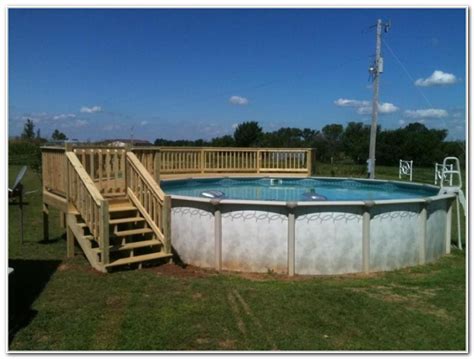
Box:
100;200;110;265
163;195;172;256
154;148;161;183
65;144;74;257
124;144;131;190
200;148;205;173
256;149;261;174
306;149;312;176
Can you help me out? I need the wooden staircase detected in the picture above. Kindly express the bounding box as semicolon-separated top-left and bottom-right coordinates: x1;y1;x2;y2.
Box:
64;150;172;273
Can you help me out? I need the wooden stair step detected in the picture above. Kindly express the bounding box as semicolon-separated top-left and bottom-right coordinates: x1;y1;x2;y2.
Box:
109;204;137;213
83;235;94;241
109;216;145;225
114;227;153;237
92;239;162;253
105;252;172;268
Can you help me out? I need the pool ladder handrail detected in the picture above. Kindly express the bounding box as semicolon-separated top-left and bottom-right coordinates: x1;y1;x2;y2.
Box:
438;156;465;250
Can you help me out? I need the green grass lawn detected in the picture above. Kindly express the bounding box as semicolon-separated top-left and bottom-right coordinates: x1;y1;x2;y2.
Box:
8;164;466;351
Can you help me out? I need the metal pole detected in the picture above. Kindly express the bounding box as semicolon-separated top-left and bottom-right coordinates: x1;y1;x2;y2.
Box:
456;196;462;250
368;19;383;179
18;184;24;244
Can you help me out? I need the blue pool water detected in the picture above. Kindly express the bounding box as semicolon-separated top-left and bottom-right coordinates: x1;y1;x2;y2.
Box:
162;177;438;202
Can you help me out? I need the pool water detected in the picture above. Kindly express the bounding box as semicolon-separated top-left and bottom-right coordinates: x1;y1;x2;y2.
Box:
162;177;438;202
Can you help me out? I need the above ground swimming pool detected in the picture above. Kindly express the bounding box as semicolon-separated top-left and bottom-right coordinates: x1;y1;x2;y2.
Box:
162;177;439;201
162;177;456;276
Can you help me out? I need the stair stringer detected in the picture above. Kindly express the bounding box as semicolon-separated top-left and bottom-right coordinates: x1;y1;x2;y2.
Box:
67;213;107;273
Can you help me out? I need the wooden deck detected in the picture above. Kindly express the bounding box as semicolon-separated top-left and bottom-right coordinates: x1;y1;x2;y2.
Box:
42;145;315;272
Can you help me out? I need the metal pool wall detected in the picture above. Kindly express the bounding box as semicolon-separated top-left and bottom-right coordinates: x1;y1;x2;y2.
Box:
169;192;455;275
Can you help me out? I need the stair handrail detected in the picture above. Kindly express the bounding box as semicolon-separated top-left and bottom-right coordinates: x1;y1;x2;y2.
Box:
65;151;110;264
125;152;171;254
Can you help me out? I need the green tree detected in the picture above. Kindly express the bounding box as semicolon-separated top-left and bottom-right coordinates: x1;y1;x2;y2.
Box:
21;119;35;140
341;122;372;164
51;129;68;141
211;135;235;147
322;124;344;160
233;121;263;147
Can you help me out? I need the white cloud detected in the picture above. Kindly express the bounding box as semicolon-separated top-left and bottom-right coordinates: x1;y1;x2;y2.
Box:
80;105;102;113
399;119;406;126
232;123;239;129
334;98;369;107
229;96;249;106
414;70;457;87
75;119;88;127
404;108;448;119
140;120;149;126
357;102;399;115
104;124;121;131
335;98;398;115
53;113;76;120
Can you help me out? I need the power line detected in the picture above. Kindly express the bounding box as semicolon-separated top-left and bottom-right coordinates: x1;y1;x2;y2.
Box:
382;39;434;108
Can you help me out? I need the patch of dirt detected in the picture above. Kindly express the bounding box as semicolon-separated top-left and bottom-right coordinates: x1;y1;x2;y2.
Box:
150;263;218;278
218;339;237;349
58;264;68;271
195;338;210;345
192;292;203;300
348;284;450;320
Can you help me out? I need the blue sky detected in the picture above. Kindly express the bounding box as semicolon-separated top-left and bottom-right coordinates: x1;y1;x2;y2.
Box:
9;8;466;141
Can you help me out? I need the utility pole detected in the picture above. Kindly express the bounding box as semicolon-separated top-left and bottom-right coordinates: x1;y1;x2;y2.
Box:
368;19;390;179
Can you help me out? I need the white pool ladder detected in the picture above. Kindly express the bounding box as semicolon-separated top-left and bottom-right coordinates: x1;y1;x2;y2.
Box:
438;157;465;250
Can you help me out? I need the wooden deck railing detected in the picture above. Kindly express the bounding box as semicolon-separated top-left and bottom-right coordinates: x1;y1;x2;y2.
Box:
72;147;127;196
42;147;67;195
133;147;315;178
126;152;171;253
66;151;110;264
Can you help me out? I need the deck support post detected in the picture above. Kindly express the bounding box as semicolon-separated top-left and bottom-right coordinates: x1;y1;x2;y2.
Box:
100;201;110;265
362;201;374;274
287;202;297;276
211;199;222;271
42;203;49;242
418;200;429;265
163;195;172;258
445;197;453;254
59;211;66;229
66;214;75;258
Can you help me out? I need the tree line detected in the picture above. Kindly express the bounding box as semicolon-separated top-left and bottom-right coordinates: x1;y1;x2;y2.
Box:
9;119;465;171
155;121;465;167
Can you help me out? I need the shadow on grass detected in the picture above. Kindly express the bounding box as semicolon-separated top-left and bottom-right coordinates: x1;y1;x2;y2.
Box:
8;258;62;346
38;233;66;245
